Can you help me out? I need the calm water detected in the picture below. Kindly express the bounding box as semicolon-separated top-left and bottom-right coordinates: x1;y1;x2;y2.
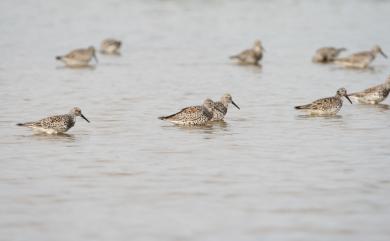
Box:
1;0;390;240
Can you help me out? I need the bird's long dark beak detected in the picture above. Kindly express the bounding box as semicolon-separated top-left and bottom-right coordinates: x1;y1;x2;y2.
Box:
345;95;353;104
232;100;240;109
81;114;90;123
380;49;388;58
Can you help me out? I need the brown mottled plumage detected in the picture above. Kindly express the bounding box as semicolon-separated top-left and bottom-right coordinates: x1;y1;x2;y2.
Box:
100;38;122;55
17;107;90;134
159;99;214;125
349;76;390;104
312;47;346;63
56;46;98;67
211;94;240;121
334;45;387;68
295;88;352;115
230;40;264;65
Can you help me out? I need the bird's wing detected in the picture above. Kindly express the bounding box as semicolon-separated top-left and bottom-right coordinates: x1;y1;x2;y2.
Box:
64;49;90;61
104;39;121;47
161;106;203;121
231;49;252;59
39;115;66;129
338;51;372;63
307;97;335;110
349;84;383;97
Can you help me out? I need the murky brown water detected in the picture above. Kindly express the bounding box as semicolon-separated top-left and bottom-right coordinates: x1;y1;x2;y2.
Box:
1;0;390;240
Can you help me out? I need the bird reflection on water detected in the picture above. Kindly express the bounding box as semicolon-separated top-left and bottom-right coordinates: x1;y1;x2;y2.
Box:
30;132;77;142
162;120;231;136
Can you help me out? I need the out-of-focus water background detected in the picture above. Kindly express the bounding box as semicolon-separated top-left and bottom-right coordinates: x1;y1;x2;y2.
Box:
1;0;390;240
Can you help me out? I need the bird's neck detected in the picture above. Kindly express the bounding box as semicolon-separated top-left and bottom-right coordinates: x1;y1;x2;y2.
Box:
204;106;213;114
371;50;379;56
384;80;390;89
254;46;262;53
220;99;229;108
68;113;77;120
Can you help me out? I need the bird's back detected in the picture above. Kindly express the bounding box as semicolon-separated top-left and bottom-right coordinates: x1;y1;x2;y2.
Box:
237;49;261;63
65;48;92;61
40;114;75;132
297;96;341;110
343;51;374;62
349;83;390;103
312;96;341;109
102;39;121;47
160;106;203;121
350;83;385;96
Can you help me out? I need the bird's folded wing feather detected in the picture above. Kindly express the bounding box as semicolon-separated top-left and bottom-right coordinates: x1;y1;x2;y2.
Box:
167;106;202;120
350;84;383;97
309;97;334;109
339;51;371;63
39;115;65;128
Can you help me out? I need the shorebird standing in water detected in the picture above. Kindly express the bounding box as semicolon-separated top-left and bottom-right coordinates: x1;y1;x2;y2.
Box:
295;88;352;115
100;38;122;55
334;45;387;68
211;93;240;121
159;99;214;125
230;40;264;65
17;107;90;134
56;46;98;67
312;47;346;63
348;76;390;104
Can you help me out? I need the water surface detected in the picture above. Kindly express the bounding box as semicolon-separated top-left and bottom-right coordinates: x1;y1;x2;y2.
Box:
1;0;390;240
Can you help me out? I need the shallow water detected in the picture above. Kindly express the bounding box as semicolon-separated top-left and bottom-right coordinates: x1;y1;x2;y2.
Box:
1;0;390;240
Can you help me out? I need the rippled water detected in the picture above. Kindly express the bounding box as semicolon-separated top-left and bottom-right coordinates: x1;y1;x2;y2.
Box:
1;0;390;240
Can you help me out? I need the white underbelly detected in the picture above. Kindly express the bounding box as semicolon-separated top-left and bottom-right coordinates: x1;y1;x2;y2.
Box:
32;127;59;134
306;107;340;115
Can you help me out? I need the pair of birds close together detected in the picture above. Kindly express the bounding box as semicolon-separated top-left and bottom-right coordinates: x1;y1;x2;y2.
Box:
159;94;240;125
295;76;390;115
16;94;240;133
312;45;387;68
56;38;122;67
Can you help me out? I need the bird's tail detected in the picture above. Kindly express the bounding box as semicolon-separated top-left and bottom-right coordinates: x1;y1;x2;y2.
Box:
56;56;62;60
294;105;310;110
16;121;37;127
230;55;239;59
159;112;179;120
